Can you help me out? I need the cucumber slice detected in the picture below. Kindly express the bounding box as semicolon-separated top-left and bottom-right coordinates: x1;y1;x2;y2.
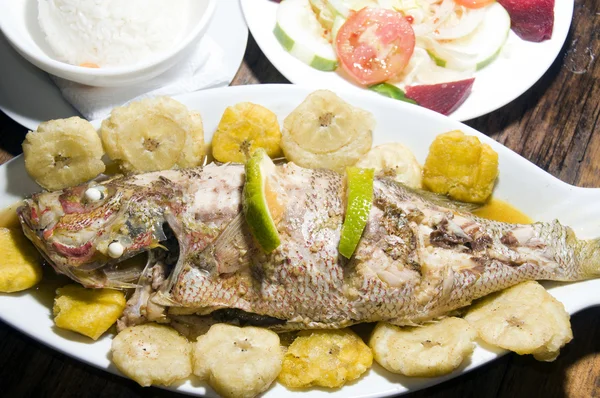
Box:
369;83;417;104
427;3;511;71
275;0;338;71
331;15;346;44
427;50;446;68
309;0;335;30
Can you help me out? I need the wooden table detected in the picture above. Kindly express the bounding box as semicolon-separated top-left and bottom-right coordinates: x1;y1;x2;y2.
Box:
1;1;599;396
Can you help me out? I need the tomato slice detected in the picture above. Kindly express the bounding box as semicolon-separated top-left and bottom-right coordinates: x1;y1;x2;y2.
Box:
455;0;496;8
335;7;415;86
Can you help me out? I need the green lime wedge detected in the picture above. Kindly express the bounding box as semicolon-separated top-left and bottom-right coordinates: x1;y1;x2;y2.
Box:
339;167;374;259
243;148;281;253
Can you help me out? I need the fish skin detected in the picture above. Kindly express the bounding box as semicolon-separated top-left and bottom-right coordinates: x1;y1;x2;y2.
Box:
18;163;599;330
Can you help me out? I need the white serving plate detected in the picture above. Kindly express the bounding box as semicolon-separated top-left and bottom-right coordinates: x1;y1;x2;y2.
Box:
1;84;599;397
0;0;248;130
241;0;574;121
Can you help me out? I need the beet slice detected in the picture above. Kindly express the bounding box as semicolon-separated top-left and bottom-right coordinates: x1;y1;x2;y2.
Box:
498;0;554;42
405;78;475;116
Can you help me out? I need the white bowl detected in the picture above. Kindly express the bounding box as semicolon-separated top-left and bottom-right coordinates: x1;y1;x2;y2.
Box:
0;0;216;87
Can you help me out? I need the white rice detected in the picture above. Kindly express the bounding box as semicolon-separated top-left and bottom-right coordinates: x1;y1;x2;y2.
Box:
38;0;191;68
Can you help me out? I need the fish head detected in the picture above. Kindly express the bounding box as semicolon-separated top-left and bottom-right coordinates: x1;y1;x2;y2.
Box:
18;179;167;288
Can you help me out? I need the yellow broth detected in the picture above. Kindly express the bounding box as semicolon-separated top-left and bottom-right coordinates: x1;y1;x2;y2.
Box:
473;198;532;224
0;200;24;229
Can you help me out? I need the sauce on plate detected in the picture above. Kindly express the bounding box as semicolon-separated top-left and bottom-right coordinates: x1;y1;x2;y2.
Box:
0;200;23;229
473;198;532;224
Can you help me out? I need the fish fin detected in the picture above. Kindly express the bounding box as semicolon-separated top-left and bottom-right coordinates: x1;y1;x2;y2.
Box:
98;280;140;289
152;290;185;306
441;265;455;302
398;182;482;213
213;213;254;274
67;267;140;289
575;237;600;279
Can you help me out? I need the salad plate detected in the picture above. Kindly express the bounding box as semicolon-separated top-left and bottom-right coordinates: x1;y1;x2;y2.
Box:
0;0;249;130
241;0;574;121
1;84;600;397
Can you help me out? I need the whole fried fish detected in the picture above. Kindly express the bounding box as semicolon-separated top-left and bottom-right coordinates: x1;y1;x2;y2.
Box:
18;163;600;331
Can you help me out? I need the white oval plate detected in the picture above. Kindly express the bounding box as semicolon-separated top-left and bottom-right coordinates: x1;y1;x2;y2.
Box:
1;84;599;397
0;0;248;130
241;0;574;121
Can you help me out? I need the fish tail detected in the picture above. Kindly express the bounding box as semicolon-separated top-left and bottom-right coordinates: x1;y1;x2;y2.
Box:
575;237;600;279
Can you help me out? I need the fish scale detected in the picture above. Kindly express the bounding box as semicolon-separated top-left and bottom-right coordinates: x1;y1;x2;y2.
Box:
17;162;600;331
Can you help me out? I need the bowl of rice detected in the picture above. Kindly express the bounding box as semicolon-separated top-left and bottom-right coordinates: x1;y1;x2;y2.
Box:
0;0;216;87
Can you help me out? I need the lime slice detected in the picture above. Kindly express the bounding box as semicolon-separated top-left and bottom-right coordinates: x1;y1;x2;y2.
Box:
243;149;281;253
339;167;374;259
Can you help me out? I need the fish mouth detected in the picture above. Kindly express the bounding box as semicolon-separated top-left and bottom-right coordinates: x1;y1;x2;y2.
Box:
17;205;84;284
17;203;53;264
57;225;180;289
17;199;183;290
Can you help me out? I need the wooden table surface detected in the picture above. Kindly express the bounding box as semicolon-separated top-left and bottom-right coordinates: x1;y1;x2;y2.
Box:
1;1;599;396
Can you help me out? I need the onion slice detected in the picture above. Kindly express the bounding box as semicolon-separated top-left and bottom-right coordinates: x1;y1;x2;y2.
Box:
433;6;485;39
